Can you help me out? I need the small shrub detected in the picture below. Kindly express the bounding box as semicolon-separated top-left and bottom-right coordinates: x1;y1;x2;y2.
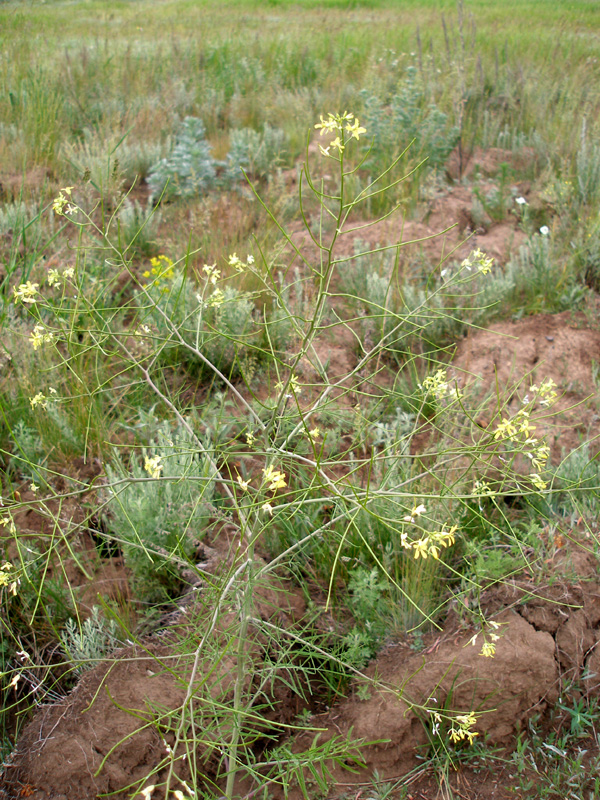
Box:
104;423;218;602
148;117;218;199
225;124;286;182
59;606;121;674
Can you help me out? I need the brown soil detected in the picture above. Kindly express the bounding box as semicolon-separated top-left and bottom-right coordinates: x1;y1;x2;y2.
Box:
451;311;600;464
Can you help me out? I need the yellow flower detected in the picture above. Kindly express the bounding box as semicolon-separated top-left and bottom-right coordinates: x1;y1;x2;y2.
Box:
203;264;221;284
479;641;496;658
329;136;344;153
276;374;302;395
308;427;320;440
29;324;55;350
30;392;48;410
144;455;163;479
246;431;255;447
228;253;244;272
13;281;39;304
262;465;287;491
315;114;341;135
530;473;547;492
237;475;250;491
208;289;225;308
0;561;18;595
413;537;429;559
345;118;366;140
52;186;76;216
139;786;156;800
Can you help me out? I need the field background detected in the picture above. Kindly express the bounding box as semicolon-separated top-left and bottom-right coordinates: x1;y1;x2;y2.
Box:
2;1;600;799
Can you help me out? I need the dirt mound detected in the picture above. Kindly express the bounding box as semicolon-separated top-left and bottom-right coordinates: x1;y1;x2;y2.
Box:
445;145;537;183
3;643;189;800
451;312;600;462
293;612;557;792
289;550;600;795
287;179;526;271
5;549;600;800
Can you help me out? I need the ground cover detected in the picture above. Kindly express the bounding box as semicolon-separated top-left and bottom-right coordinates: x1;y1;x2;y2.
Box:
1;1;600;799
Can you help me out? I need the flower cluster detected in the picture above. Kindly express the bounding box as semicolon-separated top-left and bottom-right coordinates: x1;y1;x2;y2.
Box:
468;619;502;658
401;505;458;560
29;324;55;350
0;513;16;535
275;374;302;396
0;561;19;596
461;248;494;275
314;112;366;157
493;403;550;491
406;527;457;560
13;281;40;304
228;253;254;272
449;712;479;744
142;255;175;293
48;266;75;287
144;455;163;479
202;264;221;285
207;288;225;308
530;377;558;408
52;186;76;216
262;465;287;492
419;369;461;403
473;479;496;498
29;388;57;410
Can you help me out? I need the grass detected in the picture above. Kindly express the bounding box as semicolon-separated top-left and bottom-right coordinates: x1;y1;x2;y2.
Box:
2;1;600;799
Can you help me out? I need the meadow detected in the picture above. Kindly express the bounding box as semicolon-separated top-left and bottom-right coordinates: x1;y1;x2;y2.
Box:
1;1;600;798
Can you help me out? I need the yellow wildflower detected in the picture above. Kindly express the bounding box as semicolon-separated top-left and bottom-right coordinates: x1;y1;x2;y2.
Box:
413;537;429;559
30;392;48;409
13;281;39;304
262;465;287;491
52;186;76;216
29;324;55;350
144;455;163;479
345;118;366;140
479;641;496;658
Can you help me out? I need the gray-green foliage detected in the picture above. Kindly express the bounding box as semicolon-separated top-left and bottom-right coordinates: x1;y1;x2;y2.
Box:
59;606;121;674
148;117;218;199
9;420;45;481
226;124;286;181
104;424;218;600
138;272;259;378
361;65;459;171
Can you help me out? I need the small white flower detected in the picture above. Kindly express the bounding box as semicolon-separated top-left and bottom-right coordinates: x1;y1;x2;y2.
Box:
540;225;550;236
261;503;274;516
515;196;528;206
